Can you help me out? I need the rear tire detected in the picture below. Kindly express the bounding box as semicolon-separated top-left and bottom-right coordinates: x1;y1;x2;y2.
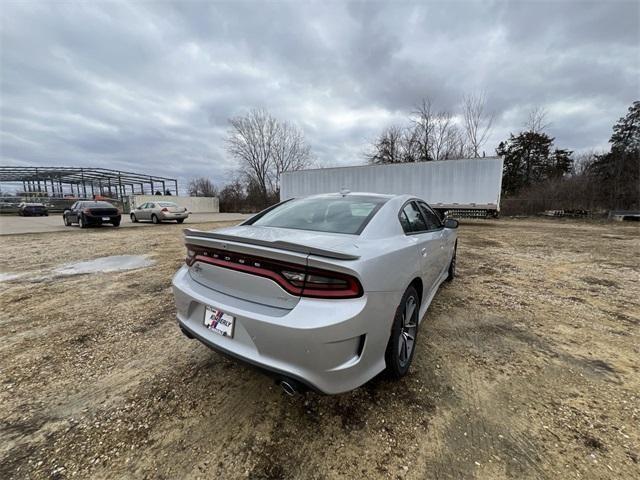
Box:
112;220;120;227
176;218;184;224
385;285;420;379
130;214;138;223
151;214;160;224
446;242;457;282
64;215;71;227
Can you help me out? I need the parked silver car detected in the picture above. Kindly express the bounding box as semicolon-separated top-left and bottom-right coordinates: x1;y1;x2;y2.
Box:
130;201;189;224
172;193;458;394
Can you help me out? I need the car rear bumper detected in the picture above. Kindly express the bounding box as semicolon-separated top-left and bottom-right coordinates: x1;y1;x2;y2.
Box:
160;212;188;220
85;214;121;224
172;265;400;394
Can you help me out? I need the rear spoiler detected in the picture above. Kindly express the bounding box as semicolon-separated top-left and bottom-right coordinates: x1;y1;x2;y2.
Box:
183;229;360;261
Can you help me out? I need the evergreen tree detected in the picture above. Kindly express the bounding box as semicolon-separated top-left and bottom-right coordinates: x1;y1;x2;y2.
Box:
496;131;573;196
589;101;640;209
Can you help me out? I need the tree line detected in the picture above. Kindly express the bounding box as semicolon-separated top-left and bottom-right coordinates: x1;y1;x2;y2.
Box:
190;99;638;214
365;94;494;163
498;101;639;214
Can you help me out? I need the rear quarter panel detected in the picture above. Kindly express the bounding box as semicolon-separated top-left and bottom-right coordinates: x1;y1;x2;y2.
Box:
307;235;422;294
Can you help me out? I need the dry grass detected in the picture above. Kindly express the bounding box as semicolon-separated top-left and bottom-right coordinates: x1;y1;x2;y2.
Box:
0;218;638;479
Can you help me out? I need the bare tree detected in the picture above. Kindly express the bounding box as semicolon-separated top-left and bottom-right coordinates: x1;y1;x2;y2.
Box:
367;97;476;164
366;125;404;164
462;93;494;157
431;110;466;161
400;126;422;162
227;109;311;200
271;120;312;191
412;99;466;161
187;177;217;197
226;109;278;201
525;106;550;134
412;99;436;161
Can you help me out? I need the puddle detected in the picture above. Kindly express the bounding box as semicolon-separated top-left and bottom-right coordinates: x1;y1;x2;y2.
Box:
53;255;154;276
0;273;24;282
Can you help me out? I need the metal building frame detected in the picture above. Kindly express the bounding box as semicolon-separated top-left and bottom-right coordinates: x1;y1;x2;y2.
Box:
0;166;178;201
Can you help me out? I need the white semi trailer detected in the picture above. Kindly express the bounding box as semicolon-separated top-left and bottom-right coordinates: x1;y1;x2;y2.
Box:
280;157;504;217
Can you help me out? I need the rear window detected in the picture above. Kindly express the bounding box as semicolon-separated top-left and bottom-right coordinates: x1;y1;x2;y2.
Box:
84;201;115;208
250;195;388;234
158;202;178;207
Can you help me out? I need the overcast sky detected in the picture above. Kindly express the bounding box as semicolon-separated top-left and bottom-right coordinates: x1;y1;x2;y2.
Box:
1;0;638;192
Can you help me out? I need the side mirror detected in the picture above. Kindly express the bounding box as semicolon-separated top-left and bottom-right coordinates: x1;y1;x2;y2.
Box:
444;218;459;229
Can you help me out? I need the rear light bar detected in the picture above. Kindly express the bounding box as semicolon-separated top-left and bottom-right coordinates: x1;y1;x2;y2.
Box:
185;244;362;299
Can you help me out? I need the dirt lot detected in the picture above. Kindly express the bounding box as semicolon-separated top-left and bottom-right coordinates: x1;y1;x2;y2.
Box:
1;218;638;479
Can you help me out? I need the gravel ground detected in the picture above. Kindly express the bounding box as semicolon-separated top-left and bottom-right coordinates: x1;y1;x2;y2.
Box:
0;218;638;479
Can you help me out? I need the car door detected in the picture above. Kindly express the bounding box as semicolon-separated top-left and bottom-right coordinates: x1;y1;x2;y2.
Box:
416;201;450;279
66;202;76;222
147;203;157;220
399;201;442;293
70;202;81;222
138;203;149;220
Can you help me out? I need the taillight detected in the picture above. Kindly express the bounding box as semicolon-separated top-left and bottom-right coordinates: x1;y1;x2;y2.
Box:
185;244;362;299
83;208;92;214
161;208;169;212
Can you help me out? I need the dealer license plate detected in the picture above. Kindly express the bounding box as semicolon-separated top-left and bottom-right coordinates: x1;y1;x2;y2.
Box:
102;217;110;221
203;306;235;338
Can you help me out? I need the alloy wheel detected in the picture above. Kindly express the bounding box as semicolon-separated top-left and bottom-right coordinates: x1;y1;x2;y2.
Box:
398;295;417;367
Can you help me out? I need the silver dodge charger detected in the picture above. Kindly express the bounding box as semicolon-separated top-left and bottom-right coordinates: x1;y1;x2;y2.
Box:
172;192;458;394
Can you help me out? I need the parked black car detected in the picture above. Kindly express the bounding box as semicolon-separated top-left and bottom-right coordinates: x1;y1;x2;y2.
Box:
63;201;121;228
18;202;48;216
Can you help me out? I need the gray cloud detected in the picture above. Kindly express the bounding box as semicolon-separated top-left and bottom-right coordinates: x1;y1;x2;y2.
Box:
1;0;638;192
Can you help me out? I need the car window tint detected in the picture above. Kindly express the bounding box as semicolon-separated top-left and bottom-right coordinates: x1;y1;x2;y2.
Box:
158;202;177;207
251;195;387;235
86;201;114;208
401;202;427;233
399;210;412;233
417;201;442;230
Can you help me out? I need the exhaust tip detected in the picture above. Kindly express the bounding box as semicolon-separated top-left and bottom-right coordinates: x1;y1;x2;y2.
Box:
279;379;299;396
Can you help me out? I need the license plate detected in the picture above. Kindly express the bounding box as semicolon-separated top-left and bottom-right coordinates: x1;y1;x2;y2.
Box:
102;217;110;221
203;306;235;338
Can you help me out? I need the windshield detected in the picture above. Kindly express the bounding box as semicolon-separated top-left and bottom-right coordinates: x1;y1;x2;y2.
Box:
250;195;387;234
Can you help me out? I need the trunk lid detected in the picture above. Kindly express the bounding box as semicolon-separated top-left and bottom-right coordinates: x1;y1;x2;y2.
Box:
184;226;360;309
